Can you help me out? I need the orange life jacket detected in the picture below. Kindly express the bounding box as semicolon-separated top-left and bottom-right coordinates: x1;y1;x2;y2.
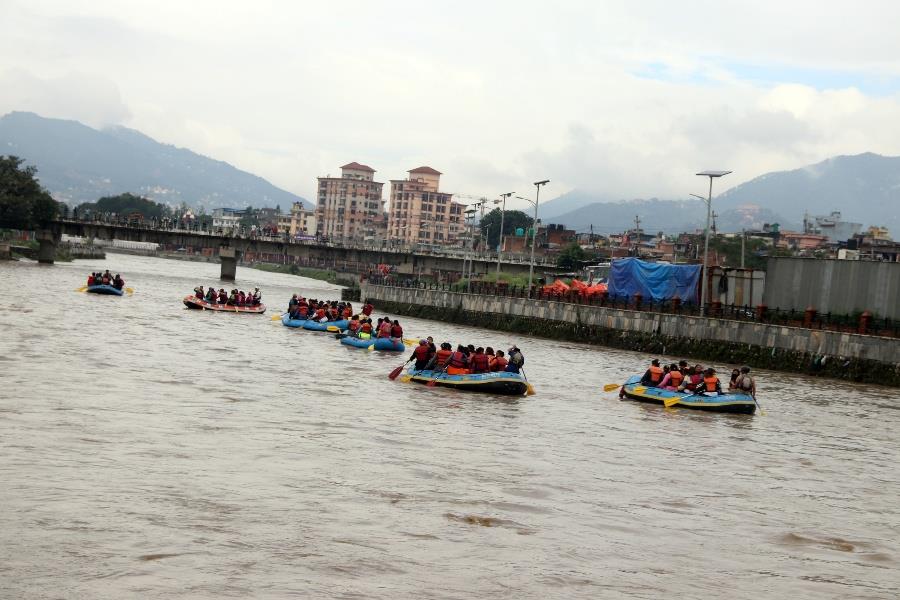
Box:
649;365;664;383
490;357;508;372
435;349;452;367
390;324;403;338
670;371;684;387
703;376;719;392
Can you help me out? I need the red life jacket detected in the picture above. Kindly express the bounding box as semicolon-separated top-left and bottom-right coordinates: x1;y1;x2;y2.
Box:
490;357;508;372
361;322;373;333
471;353;490;373
448;351;466;368
348;321;360;332
315;308;326;319
414;345;430;360
362;304;373;315
391;324;403;338
649;365;663;383
435;349;452;367
87;275;94;285
298;305;309;316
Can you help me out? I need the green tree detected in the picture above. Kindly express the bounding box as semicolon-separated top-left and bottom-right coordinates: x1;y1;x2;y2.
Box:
76;193;171;219
0;156;58;229
479;208;534;249
556;241;587;270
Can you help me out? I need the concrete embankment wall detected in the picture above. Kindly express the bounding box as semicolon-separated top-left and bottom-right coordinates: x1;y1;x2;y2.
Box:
362;283;900;386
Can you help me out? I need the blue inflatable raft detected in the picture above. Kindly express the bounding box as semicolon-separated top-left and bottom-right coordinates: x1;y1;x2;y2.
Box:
302;319;349;332
282;314;308;327
619;375;756;414
86;284;124;296
400;368;532;396
340;336;374;349
372;338;405;352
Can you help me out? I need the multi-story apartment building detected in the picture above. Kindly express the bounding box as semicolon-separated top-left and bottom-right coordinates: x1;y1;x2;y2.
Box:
278;201;318;239
387;166;466;246
316;163;385;241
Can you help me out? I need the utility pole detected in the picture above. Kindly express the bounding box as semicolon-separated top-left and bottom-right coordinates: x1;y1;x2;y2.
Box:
741;229;746;269
712;211;718;235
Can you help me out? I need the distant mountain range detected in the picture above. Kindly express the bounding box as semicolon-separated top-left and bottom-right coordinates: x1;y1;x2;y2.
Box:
540;153;899;234
0;112;310;210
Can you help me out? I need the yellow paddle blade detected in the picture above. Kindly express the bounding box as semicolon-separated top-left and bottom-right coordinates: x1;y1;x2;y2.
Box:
663;397;680;408
603;383;620;392
402;338;419;345
368;345;374;351
526;384;536;396
125;287;134;295
326;325;341;332
399;375;412;383
75;286;88;292
632;386;647;394
271;314;283;320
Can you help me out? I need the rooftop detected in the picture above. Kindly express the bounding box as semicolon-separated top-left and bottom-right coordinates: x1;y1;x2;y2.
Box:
341;162;376;172
408;166;442;175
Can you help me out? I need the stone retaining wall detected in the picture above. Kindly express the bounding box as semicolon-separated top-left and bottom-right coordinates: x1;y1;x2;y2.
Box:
362;283;900;385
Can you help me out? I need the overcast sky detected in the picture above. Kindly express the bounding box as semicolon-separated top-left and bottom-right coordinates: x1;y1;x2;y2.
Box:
2;0;900;210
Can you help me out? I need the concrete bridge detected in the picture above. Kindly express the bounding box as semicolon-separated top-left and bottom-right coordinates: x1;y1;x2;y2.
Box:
38;219;561;281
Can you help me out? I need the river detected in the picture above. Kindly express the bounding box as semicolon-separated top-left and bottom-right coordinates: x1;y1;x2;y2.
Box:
1;254;898;599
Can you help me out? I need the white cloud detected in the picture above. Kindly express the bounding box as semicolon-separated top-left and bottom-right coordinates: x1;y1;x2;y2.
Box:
2;0;900;205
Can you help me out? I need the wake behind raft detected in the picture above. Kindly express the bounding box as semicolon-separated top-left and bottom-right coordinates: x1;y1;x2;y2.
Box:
400;367;532;396
618;375;756;414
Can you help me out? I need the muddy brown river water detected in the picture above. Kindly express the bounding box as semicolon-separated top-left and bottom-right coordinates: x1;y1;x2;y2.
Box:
1;254;898;599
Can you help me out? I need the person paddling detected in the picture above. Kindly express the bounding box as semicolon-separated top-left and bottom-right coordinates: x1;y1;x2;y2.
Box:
641;359;664;387
505;345;525;374
410;340;433;371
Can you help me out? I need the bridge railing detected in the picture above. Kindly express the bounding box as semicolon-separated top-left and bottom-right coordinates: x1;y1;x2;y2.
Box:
365;277;900;339
55;217;558;266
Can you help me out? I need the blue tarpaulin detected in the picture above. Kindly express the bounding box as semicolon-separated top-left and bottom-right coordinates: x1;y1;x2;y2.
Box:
607;258;701;303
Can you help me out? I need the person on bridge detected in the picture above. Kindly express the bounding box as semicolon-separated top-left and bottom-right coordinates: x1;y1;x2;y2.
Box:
505;345;525;374
410;340;434;371
640;359;664;387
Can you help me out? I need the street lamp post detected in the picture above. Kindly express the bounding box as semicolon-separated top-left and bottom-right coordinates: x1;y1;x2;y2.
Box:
527;180;550;290
495;192;514;275
694;170;731;315
464;207;477;293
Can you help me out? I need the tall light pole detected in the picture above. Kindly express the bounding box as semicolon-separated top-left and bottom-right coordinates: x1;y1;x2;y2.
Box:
495;191;514;275
524;179;550;290
464;207;477;292
694;170;731;315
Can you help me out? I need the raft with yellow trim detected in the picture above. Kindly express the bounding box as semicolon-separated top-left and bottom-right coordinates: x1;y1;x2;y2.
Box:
183;296;267;314
619;375;756;414
400;367;531;396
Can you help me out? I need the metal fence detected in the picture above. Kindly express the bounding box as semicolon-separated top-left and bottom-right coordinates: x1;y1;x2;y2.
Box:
365;276;900;339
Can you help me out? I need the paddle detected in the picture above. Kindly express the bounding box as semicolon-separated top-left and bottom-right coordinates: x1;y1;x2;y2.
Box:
326;325;344;333
427;363;450;387
75;285;88;292
663;396;681;408
752;394;767;416
271;312;287;321
389;358;414;380
602;383;620;392
520;368;536;396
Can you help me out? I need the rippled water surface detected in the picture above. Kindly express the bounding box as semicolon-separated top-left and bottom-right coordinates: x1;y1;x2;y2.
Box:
1;255;899;599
